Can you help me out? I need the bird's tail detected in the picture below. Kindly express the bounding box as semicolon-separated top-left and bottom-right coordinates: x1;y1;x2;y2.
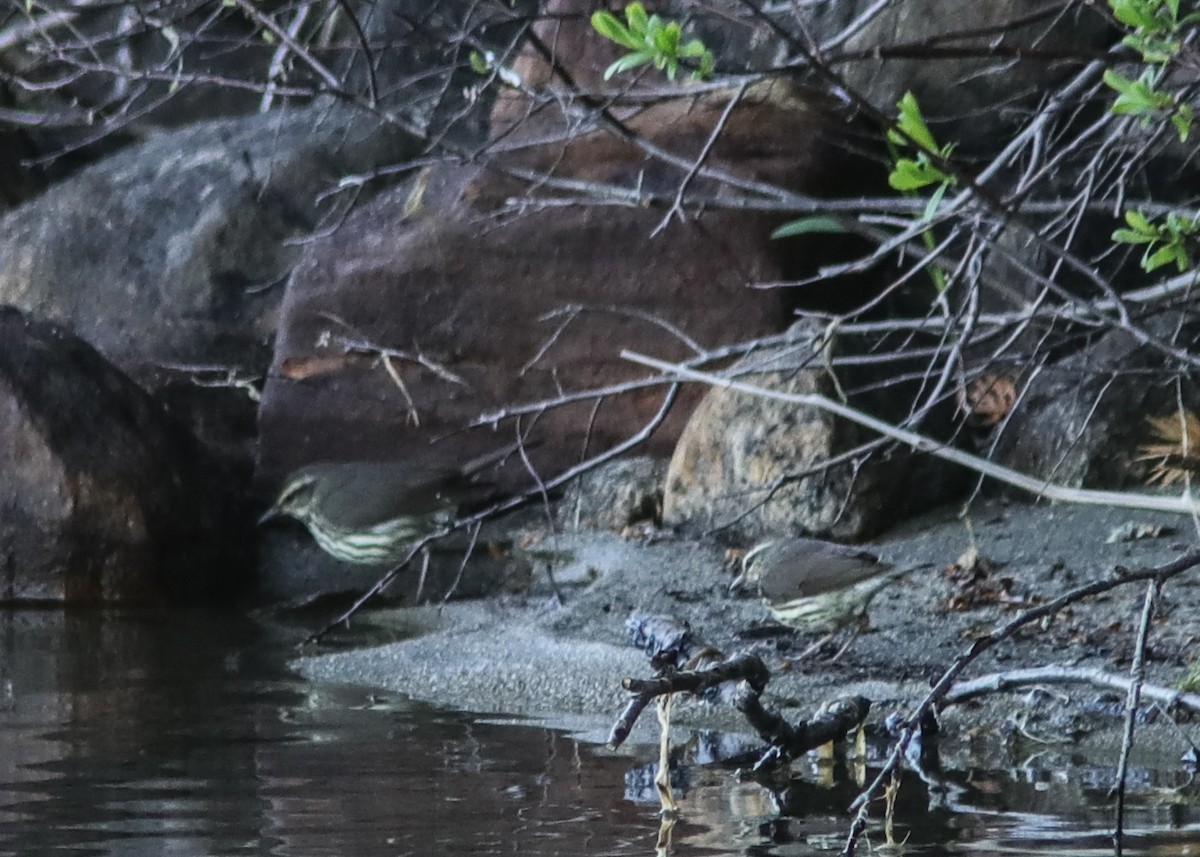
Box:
861;561;935;603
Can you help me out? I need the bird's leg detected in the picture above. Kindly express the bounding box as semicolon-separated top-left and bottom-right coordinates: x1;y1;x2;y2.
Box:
822;614;871;664
798;631;837;660
822;627;861;664
413;546;431;602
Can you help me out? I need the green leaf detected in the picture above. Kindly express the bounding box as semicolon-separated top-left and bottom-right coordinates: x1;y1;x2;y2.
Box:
653;21;681;55
1112;5;1157;29
1103;69;1138;97
1112;227;1154;244
626;2;649;34
888;158;935;191
1105;72;1172;119
1144;243;1185;271
591;11;640;50
894;91;940;153
593;3;714;82
603;49;655;79
1173;104;1193;141
889;156;950;191
1109;0;1166;30
922;180;950;221
1125;208;1155;232
770;216;847;239
1124;33;1180;63
468;51;489;75
1164;211;1197;234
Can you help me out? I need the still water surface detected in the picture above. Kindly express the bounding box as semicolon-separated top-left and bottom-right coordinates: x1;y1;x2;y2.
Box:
0;609;1197;856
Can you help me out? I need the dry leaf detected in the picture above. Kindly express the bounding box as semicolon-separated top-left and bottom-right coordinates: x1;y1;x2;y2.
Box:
944;546;1015;611
1137;410;1200;486
1105;522;1173;544
279;354;358;380
959;373;1018;429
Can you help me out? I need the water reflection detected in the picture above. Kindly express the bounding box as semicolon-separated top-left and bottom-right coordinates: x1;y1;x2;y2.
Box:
0;609;1197;856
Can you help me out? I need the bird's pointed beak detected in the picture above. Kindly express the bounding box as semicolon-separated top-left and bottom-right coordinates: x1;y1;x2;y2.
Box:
257;506;281;526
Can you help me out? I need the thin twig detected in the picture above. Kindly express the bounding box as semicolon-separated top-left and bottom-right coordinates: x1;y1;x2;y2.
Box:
1112;578;1162;857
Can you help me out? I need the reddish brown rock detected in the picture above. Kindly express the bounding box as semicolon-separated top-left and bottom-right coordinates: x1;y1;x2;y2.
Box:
257;77;874;489
0;308;251;603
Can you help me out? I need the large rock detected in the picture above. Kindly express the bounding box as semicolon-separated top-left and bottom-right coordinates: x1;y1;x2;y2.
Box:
555;456;668;532
527;1;1110;150
0;104;420;463
0;307;251;603
824;0;1111;148
987;315;1200;488
257;79;875;488
639;0;1113;153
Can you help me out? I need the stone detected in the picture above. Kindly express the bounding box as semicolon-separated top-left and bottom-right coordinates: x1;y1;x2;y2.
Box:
829;0;1110;149
663;322;957;542
0;307;251;603
0;104;421;465
987;315;1200;488
671;0;1111;153
556;457;667;532
257;78;876;488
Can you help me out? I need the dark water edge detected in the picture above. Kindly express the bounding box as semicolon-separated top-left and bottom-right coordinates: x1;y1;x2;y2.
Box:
0;608;1197;857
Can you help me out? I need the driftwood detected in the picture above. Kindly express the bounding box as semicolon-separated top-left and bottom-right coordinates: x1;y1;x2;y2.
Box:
944;665;1200;715
611;612;875;767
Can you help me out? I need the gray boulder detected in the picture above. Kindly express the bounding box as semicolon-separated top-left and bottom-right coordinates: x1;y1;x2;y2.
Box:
0;104;420;462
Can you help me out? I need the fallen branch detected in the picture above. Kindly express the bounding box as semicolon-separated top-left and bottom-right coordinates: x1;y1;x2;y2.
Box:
1113;579;1162;854
734;687;872;768
943;665;1200;714
612;613;873;764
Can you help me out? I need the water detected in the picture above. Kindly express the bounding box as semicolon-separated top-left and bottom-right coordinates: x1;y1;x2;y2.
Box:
0;609;1197;856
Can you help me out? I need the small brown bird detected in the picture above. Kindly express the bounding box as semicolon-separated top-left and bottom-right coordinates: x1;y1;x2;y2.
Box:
259;444;521;566
730;537;922;662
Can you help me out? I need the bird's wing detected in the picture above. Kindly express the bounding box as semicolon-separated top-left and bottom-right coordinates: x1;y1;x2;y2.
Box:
316;462;465;529
756;539;893;600
457;440;530;478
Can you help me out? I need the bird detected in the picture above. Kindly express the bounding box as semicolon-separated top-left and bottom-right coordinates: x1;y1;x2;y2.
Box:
730;537;925;662
258;444;523;566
